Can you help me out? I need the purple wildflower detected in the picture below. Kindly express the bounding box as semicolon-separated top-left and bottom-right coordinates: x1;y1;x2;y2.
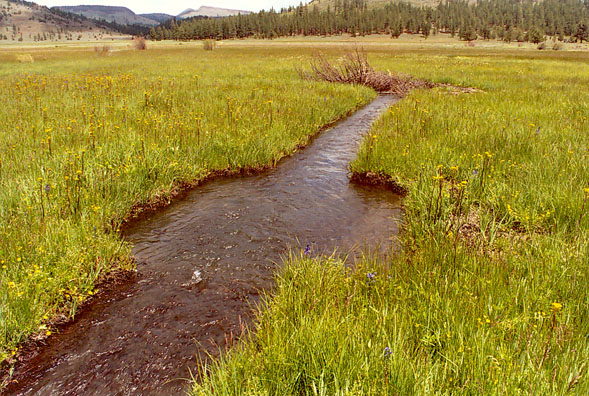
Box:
45;184;50;193
367;272;376;284
383;347;392;359
304;244;311;256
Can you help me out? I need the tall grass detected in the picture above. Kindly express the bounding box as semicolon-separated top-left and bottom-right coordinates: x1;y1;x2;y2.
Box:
0;46;375;362
192;51;588;395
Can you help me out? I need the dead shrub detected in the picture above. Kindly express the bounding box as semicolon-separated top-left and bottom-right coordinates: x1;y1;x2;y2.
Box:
298;49;434;96
203;39;216;51
15;54;34;63
133;37;147;50
94;45;112;56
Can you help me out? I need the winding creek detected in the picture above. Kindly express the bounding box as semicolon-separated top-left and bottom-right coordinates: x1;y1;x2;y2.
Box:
6;95;402;395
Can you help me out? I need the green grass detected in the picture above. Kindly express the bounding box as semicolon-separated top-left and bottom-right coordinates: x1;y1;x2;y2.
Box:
191;50;588;394
0;46;375;361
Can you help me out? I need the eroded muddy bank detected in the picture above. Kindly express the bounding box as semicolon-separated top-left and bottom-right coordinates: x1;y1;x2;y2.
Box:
4;95;402;396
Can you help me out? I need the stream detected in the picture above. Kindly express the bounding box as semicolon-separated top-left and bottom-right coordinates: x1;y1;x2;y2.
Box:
5;95;401;395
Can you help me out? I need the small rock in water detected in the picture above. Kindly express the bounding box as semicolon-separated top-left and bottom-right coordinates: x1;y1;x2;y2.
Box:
181;269;203;289
191;269;203;283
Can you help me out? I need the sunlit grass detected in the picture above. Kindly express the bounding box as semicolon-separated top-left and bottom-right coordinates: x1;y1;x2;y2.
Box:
0;46;375;361
192;50;588;395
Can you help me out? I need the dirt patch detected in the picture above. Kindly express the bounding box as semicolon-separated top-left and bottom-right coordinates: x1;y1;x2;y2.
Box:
350;171;408;195
438;84;485;95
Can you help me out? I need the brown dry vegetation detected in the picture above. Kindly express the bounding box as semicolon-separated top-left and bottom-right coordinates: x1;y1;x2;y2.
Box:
299;49;435;96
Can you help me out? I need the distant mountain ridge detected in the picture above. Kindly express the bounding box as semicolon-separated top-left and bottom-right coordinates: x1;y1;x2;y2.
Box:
139;13;174;24
54;5;168;26
51;4;251;26
177;6;251;19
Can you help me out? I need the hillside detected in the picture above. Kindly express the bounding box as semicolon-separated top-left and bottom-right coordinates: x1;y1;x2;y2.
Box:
54;5;160;26
139;13;173;24
0;0;117;41
177;6;251;19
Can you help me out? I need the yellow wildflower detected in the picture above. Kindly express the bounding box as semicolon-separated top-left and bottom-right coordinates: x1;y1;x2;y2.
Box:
551;302;562;312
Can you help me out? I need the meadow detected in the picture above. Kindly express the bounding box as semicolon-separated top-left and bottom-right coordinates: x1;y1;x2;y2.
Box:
0;45;376;362
0;39;587;395
191;48;589;394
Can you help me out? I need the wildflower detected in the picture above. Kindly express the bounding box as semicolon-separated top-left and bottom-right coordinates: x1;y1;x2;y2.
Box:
366;272;376;284
551;302;562;312
383;347;392;359
45;184;50;193
304;244;311;255
535;127;540;135
472;169;478;176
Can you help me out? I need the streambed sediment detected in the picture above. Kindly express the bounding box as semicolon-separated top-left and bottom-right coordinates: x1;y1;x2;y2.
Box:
5;95;401;395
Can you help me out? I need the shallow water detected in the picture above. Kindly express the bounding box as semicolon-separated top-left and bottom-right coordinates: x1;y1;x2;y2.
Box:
6;95;401;395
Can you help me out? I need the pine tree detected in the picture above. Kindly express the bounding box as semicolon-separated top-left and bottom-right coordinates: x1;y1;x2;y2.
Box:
528;26;544;44
575;20;589;42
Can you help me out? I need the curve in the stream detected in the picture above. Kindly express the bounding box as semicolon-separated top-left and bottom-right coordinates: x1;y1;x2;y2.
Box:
6;95;401;396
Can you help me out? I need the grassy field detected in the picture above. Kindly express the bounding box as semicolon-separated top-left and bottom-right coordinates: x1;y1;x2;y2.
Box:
1;39;587;394
191;48;589;394
0;45;376;362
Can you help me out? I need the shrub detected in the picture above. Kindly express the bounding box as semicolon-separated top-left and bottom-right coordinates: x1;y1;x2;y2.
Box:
133;37;147;50
203;39;216;51
15;54;34;63
298;49;434;95
94;45;112;56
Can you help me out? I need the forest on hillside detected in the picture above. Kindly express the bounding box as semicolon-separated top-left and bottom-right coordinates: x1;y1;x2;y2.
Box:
149;0;589;43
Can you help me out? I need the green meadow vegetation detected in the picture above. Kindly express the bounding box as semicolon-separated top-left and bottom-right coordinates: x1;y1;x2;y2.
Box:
0;40;587;395
0;46;375;362
191;50;589;394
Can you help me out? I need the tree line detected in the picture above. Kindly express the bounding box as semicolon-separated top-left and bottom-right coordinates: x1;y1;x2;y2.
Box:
148;0;589;43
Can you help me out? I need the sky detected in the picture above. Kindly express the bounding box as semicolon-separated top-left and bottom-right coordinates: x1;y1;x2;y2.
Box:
35;0;307;15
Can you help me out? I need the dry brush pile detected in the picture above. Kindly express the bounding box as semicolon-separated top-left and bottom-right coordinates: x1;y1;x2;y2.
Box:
299;50;435;96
